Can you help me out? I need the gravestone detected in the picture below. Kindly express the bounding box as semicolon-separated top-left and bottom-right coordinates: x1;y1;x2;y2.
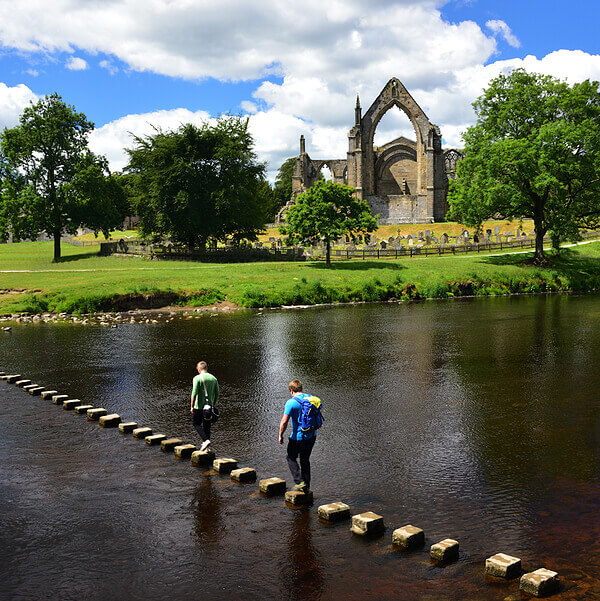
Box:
269;236;275;243
441;233;449;244
496;234;502;242
486;229;492;240
494;226;500;234
425;230;431;238
408;238;414;246
379;241;387;249
433;236;438;244
425;235;431;245
516;228;521;237
388;236;395;244
473;233;479;243
418;231;424;239
456;236;462;245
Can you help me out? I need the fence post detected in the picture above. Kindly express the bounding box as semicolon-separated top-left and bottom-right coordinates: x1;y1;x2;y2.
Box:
363;249;365;260
377;249;380;259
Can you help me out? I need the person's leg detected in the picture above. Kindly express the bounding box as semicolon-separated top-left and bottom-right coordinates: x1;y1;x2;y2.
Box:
203;418;211;441
193;409;208;442
286;438;302;484
298;436;316;489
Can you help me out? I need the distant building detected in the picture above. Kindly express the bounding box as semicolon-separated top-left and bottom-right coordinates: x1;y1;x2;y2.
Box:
277;78;463;225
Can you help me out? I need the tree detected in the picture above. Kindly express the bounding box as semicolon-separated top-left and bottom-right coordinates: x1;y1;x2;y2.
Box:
0;93;126;260
280;180;377;267
126;116;267;248
448;69;600;263
272;157;295;212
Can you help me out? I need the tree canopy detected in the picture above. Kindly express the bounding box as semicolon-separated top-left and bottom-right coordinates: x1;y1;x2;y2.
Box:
448;69;600;262
0;93;126;260
280;180;377;266
126;116;268;248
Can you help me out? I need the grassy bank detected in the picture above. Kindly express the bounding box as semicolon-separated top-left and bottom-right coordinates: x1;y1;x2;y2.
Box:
1;240;599;314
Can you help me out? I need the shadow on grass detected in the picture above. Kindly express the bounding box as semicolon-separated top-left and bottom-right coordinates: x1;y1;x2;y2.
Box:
305;260;406;271
482;248;600;274
53;250;101;263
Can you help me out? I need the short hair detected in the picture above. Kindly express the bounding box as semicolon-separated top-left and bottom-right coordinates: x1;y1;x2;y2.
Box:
289;379;302;393
197;361;208;371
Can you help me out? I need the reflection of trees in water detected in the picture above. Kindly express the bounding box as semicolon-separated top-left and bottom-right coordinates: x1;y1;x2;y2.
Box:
279;510;324;601
192;478;223;549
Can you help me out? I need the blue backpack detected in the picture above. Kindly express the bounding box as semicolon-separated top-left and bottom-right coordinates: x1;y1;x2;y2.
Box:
296;393;324;438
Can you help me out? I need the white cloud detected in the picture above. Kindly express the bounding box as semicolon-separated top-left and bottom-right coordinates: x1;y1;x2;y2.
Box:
0;82;38;129
65;56;88;71
486;19;520;48
24;68;39;77
88;108;212;172
2;2;598;175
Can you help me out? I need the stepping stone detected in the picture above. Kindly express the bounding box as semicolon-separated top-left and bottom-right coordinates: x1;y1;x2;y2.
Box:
6;375;22;383
191;450;216;467
145;434;166;445
15;379;31;387
74;404;94;415
230;468;257;483
29;387;45;396
41;390;58;399
213;458;238;473
351;512;385;536
486;553;522;579
174;444;196;459
52;394;69;405
22;384;38;391
87;408;108;421
259;477;286;496
318;502;351;522
160;438;183;452
99;413;121;427
430;539;459;562
118;422;138;434
285;490;314;506
520;568;559;597
133;427;152;439
63;399;83;410
392;525;425;549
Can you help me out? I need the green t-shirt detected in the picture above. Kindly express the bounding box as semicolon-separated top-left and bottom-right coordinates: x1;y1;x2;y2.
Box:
191;372;219;410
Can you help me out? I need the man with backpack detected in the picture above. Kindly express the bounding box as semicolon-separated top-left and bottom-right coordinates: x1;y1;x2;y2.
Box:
190;361;219;452
278;379;323;493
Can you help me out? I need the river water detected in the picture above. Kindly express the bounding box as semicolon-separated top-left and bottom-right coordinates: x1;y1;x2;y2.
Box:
1;294;599;601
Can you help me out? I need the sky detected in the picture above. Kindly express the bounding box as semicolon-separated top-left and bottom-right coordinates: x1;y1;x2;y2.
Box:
0;0;599;180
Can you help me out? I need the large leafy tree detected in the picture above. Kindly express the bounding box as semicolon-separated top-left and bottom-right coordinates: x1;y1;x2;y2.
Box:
448;69;600;262
280;180;377;267
126;116;267;248
0;93;126;260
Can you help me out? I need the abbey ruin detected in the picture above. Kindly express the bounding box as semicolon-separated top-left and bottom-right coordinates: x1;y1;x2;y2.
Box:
278;78;463;225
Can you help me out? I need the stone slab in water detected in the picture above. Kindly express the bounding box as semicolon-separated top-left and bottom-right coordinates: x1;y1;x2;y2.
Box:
190;450;216;466
5;375;22;383
485;553;521;579
520;568;559;597
174;444;196;459
74;404;94;414
392;525;425;549
99;414;121;428
430;538;459;562
63;399;82;410
87;408;108;421
351;512;385;536
259;477;286;496
213;458;237;473
52;394;68;405
318;502;350;522
22;384;38;391
118;422;138;433
285;490;314;506
145;434;167;445
15;379;31;387
28;387;44;396
41;390;58;399
160;438;183;452
230;468;257;483
132;427;152;439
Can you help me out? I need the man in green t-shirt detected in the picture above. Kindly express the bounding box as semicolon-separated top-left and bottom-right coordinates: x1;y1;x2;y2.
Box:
190;361;220;452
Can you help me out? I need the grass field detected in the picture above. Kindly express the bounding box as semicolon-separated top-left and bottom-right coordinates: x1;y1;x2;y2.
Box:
1;238;599;314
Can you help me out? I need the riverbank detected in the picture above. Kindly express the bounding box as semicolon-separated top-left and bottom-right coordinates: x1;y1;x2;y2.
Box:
1;240;599;314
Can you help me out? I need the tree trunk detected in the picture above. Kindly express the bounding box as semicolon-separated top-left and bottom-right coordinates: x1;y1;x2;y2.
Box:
533;223;545;264
53;231;61;262
326;239;331;267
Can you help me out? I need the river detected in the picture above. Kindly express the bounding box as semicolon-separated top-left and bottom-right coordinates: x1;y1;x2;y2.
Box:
1;294;599;600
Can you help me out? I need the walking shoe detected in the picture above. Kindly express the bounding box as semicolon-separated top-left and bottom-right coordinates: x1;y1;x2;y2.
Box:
200;439;211;452
292;482;308;492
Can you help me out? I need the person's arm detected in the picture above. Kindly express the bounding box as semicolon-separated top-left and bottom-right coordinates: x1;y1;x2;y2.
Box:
190;377;199;413
214;379;220;408
278;414;290;445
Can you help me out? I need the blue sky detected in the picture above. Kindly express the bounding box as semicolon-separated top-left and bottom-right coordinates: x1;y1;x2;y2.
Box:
0;0;599;178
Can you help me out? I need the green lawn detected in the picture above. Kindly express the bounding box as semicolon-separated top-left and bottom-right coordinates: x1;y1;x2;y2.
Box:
1;240;599;314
